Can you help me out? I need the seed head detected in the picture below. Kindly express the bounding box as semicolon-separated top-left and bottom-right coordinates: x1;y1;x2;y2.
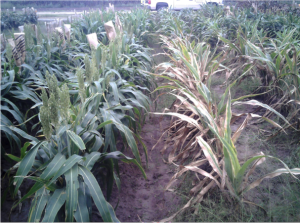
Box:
40;105;52;141
49;94;59;128
46;71;60;101
76;68;86;103
84;54;92;83
40;88;48;107
101;49;107;75
59;83;70;123
91;53;99;81
46;40;51;60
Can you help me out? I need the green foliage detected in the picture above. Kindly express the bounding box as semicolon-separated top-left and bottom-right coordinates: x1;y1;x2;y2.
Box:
1;9;38;30
0;1;140;10
9;71;148;221
2;5;299;222
154;33;300;221
1;7;154;222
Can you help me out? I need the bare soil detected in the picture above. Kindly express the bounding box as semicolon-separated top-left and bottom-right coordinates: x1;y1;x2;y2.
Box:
91;115;180;222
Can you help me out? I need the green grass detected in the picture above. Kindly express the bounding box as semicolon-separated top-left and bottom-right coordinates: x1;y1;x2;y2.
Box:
249;131;300;221
235;75;262;96
172;170;263;222
154;92;176;113
172;130;300;222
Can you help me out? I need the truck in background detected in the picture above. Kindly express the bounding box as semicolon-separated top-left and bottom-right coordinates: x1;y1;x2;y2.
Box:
143;0;223;11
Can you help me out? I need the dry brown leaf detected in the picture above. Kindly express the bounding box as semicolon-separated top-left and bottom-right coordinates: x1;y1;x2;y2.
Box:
198;136;222;176
231;113;252;144
244;168;300;193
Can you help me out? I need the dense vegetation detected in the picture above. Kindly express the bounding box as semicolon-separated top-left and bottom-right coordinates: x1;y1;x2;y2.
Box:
1;9;38;29
1;4;299;222
1;1;140;10
1;9;153;221
0;0;300;8
150;5;300;221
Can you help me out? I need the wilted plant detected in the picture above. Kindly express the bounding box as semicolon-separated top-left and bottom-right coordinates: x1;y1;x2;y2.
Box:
153;35;300;221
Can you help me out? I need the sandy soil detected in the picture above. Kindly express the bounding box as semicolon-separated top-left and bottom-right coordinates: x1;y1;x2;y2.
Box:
92;115;180;222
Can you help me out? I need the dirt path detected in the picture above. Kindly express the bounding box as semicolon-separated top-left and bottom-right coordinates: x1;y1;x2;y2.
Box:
94;115;180;222
95;39;180;222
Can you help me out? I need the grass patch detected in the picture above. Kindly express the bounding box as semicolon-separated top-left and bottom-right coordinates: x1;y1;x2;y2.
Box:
154;90;176;113
235;75;262;96
172;127;300;222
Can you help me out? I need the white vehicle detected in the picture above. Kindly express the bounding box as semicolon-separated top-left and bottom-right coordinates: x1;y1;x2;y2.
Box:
144;0;222;11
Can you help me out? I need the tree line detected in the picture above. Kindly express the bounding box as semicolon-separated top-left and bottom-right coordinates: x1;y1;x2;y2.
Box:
0;0;140;6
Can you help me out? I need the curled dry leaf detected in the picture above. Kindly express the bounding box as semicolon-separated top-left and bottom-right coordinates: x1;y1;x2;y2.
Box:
243;152;266;186
244;168;300;193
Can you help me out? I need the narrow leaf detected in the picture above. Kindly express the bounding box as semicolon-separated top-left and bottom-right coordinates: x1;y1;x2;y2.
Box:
78;165;119;222
42;188;67;222
14;141;46;195
67;130;86;151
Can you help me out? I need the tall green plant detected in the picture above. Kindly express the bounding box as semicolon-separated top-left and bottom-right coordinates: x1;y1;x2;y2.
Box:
10;75;146;222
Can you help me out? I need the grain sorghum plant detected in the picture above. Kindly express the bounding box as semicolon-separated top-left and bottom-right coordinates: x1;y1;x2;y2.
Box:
84;54;92;83
76;68;86;103
59;83;70;123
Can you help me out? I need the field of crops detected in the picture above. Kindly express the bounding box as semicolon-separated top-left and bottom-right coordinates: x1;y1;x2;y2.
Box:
1;4;300;222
